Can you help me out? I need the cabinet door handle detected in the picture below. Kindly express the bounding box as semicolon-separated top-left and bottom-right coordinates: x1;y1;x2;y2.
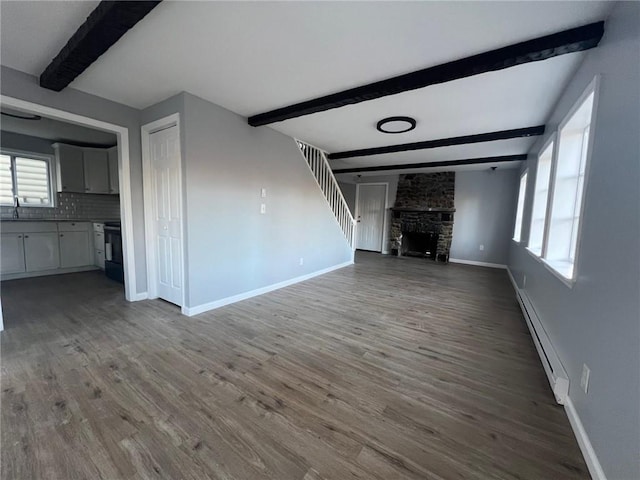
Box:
59;234;64;237
24;235;29;238
18;235;22;239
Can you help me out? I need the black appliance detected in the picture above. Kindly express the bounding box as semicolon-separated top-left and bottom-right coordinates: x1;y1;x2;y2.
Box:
104;222;124;284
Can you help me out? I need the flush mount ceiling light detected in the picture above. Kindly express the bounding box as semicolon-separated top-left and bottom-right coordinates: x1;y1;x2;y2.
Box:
1;111;42;121
376;116;416;134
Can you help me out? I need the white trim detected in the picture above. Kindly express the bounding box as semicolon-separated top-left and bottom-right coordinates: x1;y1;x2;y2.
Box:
449;258;507;269
542;75;600;282
182;260;354;317
0;95;139;302
141;114;186;308
355;182;388;253
130;292;149;301
565;397;608;480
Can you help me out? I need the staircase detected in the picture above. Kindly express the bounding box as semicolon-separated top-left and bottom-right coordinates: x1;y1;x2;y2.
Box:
296;140;356;249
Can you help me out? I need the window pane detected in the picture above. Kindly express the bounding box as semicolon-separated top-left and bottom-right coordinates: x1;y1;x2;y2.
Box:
544;87;595;278
513;172;527;241
529;142;553;253
15;157;51;206
0;154;14;205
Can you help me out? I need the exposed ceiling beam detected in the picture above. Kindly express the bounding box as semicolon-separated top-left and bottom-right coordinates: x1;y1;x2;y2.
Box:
40;1;162;91
328;125;544;160
332;154;528;174
248;21;604;127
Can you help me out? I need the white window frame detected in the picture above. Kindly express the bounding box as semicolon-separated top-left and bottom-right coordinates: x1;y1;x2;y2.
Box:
512;169;528;243
526;134;556;259
541;76;599;287
0;148;56;208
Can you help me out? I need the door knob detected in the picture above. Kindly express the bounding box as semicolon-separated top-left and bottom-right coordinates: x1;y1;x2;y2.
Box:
163;226;168;230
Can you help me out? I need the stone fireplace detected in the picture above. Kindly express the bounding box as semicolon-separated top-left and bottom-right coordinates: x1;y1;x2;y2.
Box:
390;172;455;262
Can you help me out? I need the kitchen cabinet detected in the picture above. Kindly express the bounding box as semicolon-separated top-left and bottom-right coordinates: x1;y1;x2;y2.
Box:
58;222;92;268
93;223;105;269
53;143;117;195
24;232;60;271
0;233;26;274
107;147;119;194
0;222;96;280
54;143;85;193
83;149;110;194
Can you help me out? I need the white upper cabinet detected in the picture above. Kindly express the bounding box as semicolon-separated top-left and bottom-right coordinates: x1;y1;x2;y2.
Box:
107;146;119;194
54;143;85;193
83;148;110;194
53;143;117;195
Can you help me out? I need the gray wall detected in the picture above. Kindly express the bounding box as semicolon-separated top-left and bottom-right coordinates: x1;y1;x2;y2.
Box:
0;66;147;295
1;130;55;155
337;181;356;216
509;3;639;478
143;93;353;309
450;169;519;265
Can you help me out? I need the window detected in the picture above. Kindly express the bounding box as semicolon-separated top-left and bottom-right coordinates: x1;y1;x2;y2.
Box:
0;151;54;207
513;171;528;242
528;140;554;255
544;85;596;280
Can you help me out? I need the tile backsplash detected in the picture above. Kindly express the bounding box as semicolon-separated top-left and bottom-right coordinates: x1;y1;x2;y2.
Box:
0;192;121;220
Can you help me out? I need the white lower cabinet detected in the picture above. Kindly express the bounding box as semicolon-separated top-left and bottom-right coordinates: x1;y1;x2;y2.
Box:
24;232;60;271
0;233;26;274
58;222;93;269
0;221;96;279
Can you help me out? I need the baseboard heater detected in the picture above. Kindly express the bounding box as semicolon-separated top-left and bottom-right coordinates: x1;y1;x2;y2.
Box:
513;286;569;404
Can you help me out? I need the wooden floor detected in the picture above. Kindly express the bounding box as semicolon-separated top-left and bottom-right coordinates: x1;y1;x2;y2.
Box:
1;251;588;480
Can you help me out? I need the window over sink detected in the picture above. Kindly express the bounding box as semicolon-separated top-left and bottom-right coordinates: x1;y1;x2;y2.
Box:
0;150;55;207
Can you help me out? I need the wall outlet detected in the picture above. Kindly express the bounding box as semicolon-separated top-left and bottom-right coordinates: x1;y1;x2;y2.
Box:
479;244;485;251
261;188;267;198
299;257;304;266
260;203;266;214
580;364;590;394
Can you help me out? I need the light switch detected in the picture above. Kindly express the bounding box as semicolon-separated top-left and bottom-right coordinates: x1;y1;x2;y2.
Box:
261;188;267;198
260;203;266;214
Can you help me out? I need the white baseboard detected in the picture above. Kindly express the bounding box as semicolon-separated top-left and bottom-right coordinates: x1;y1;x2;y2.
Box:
130;292;148;301
449;258;507;269
565;397;607;480
182;260;354;317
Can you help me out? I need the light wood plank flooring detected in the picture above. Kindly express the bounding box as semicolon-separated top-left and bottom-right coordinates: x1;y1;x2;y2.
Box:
1;251;588;479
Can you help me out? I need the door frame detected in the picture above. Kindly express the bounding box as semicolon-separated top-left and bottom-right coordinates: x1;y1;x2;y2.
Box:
355;182;389;253
140;113;187;310
0;95;139;302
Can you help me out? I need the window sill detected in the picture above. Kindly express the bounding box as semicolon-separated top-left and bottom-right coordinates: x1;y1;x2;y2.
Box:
525;247;544;262
541;258;576;289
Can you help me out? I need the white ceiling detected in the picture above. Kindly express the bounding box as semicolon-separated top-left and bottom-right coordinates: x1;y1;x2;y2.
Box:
0;1;613;173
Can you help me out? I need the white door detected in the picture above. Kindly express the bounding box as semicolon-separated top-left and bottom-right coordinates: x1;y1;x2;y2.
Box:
356;184;386;252
24;232;60;271
149;126;183;306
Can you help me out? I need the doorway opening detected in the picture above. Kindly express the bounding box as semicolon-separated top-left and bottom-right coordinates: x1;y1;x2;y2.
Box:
0;95;139;331
355;183;388;253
